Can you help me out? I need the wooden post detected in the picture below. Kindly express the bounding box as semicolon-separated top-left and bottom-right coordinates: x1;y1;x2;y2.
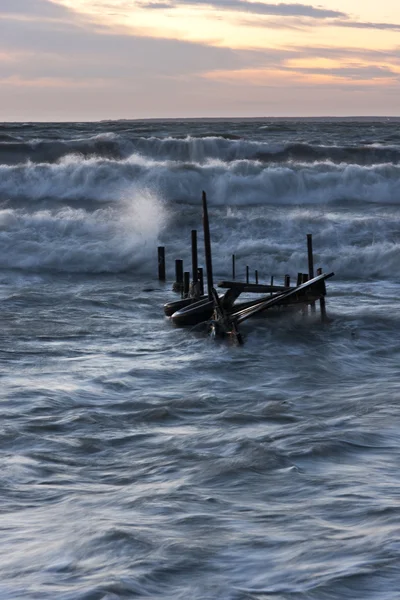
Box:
302;273;308;315
307;234;316;313
317;267;327;323
183;271;190;298
297;272;303;286
157;246;166;281
191;230;198;284
246;266;249;284
232;254;236;280
255;270;258;284
197;267;204;296
284;274;290;287
270;275;274;296
174;259;184;295
202;191;214;300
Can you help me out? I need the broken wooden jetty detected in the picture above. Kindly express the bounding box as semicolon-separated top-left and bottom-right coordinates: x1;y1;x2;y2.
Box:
158;191;334;344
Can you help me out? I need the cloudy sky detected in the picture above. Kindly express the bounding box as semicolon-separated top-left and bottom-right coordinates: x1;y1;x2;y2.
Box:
1;0;400;120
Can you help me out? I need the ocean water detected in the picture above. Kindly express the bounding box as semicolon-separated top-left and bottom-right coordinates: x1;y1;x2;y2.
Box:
1;118;400;599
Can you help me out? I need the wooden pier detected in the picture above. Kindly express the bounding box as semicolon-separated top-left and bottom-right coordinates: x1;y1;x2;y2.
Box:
158;191;334;344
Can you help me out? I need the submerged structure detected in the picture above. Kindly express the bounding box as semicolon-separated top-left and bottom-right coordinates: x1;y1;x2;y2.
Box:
159;192;334;344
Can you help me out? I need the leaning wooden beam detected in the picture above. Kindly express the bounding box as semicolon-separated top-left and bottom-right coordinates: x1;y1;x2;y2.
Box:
234;272;334;325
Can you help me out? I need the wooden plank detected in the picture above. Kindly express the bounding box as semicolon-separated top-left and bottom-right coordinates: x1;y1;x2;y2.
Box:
217;280;290;294
234;272;334;324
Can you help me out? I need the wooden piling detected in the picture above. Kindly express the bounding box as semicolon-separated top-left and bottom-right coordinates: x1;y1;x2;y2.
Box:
191;230;198;284
232;254;236;280
202;191;214;300
317;267;328;323
301;273;308;315
174;259;184;295
197;267;204;296
270;275;274;296
246;266;249;284
297;272;303;286
284;274;290;287
157;246;166;281
255;270;259;284
307;234;316;313
183;271;190;298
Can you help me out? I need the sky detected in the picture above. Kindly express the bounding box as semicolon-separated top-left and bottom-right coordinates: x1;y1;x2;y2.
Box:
1;0;400;120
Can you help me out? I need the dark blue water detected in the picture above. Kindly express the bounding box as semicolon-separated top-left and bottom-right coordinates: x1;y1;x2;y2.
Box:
1;118;400;599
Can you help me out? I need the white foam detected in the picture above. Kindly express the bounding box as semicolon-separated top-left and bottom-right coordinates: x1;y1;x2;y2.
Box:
0;189;167;272
0;155;399;206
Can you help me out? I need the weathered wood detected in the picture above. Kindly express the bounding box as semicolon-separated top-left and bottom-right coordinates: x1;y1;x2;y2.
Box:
191;230;198;283
173;259;184;295
209;287;243;345
284;274;290;287
301;273;308;315
164;296;206;317
158;246;166;281
307;234;316;313
171;296;214;327
232;254;236;280
234;272;334;325
255;270;259;284
197;267;204;296
183;271;190;298
202;191;214;300
307;234;314;279
317;267;328;322
217;280;289;293
246;266;249;284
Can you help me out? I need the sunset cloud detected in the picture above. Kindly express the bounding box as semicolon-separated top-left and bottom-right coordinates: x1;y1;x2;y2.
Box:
0;0;74;19
0;0;399;119
139;0;347;19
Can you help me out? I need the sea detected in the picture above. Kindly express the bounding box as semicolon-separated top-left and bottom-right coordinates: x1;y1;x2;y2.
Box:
1;118;400;600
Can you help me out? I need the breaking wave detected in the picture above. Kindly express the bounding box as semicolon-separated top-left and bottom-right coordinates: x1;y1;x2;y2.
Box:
0;190;166;273
0;154;400;206
1;133;400;166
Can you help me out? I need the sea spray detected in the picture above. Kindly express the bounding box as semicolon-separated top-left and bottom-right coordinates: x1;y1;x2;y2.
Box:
0;189;167;272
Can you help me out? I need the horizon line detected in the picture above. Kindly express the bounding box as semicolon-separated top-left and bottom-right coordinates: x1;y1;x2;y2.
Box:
1;115;400;124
